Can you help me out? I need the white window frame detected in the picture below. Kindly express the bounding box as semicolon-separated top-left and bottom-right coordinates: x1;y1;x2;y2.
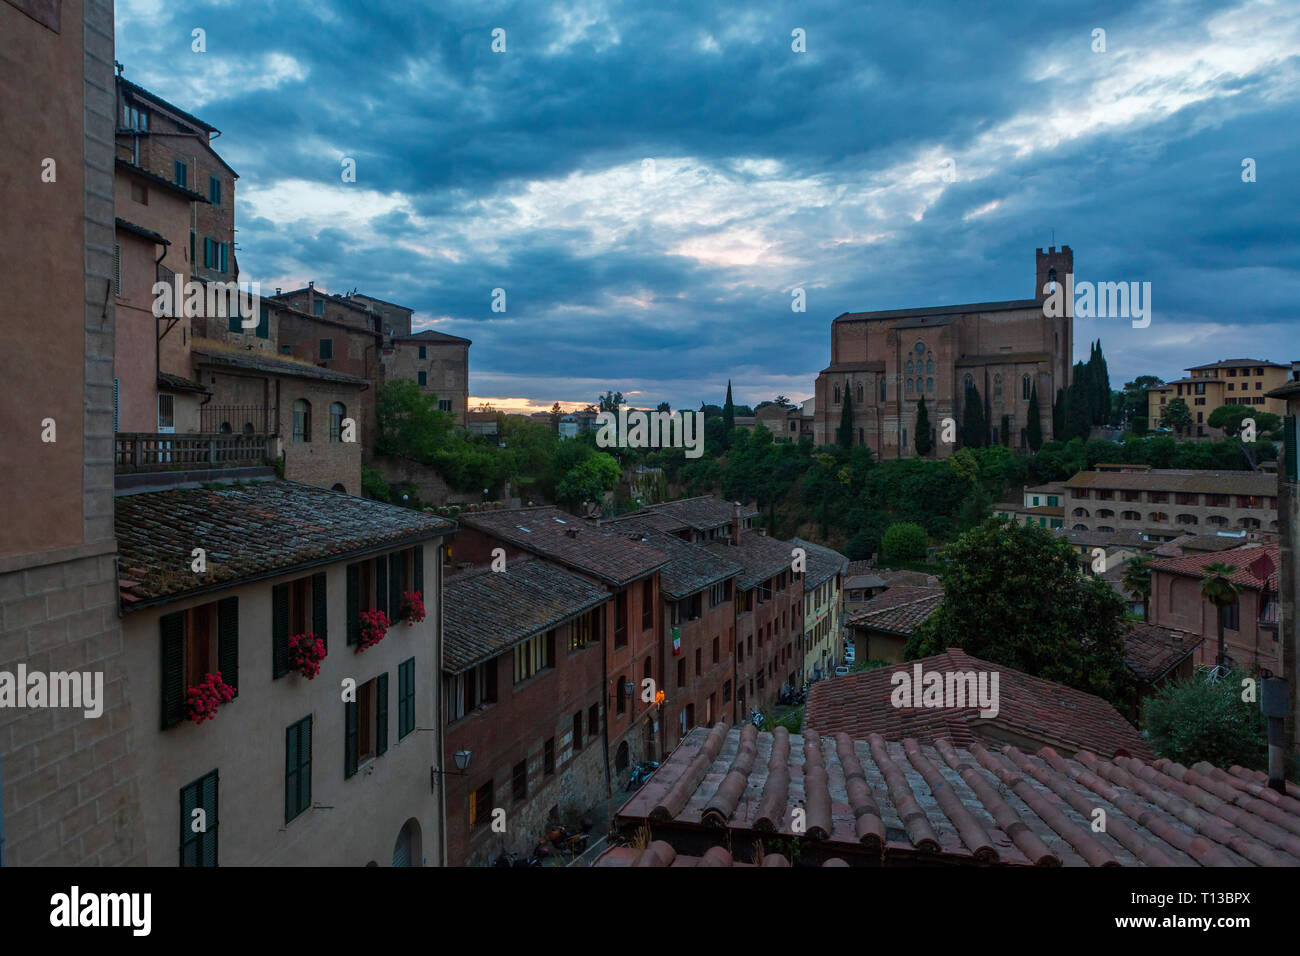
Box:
157;393;176;433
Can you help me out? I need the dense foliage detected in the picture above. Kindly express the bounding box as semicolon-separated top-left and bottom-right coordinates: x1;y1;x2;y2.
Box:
1142;670;1268;770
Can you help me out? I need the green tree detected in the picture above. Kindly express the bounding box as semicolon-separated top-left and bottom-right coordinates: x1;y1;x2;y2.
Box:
1161;397;1192;435
905;517;1130;707
1121;554;1153;620
1142;670;1267;770
1200;563;1241;667
374;379;454;460
914;395;933;456
1207;404;1280;439
881;522;928;564
1026;384;1043;452
1052;387;1066;439
959;382;986;448
550;402;562;430
837;389;854;448
722;381;735;447
555;453;620;508
1065;363;1091;440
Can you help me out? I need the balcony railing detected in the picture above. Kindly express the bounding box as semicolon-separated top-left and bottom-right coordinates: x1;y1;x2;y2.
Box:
115;432;274;473
200;404;272;434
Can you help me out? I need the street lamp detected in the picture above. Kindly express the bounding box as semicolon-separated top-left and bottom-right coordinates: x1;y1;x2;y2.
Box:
430;749;472;790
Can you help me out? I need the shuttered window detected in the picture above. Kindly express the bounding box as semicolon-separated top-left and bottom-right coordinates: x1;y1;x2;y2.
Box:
272;582;290;679
375;673;389;757
160;612;186;729
398;657;415;739
312;572;328;650
161;599;238;728
413;546;424;601
344;694;359;779
285;716;312;823
179;770;218;866
256;302;269;339
216;597;239;697
388;552;404;620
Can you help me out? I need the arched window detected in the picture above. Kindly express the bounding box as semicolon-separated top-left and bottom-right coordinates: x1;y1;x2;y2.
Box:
393;819;422;867
926;358;933;375
880;378;886;402
242;422;255;434
293;399;312;443
616;741;630;772
1072;507;1089;518
219;421;232;434
963;374;973;396
993;375;1003;402
644;656;652;680
330;402;346;442
906;378;914;395
858;427;864;444
902;428;908;447
914;341;925;356
906;360;914;375
1047;266;1057;292
331;483;347;494
1097;509;1115;519
1022;375;1031;401
1122;511;1141;521
926;377;933;393
856;383;863;403
1149;511;1168;523
834;385;840;404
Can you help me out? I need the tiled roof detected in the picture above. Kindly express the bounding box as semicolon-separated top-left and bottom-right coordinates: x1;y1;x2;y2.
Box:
833;298;1040;323
705;532;797;591
1025;483;1066;495
398;328;472;344
631;496;758;532
1058;528;1155;550
192;344;370;386
115;217;170;246
115;481;452;607
114;158;209;204
1123;623;1202;683
605;519;741;601
1065;469;1275;495
118;76;219;134
157;372;207;394
594;842;847;867
804;648;1152;760
844;573;887;590
458;506;668;587
845;586;943;636
1152;533;1254;557
613;724;1300;866
1186;358;1287;370
1148;543;1280;591
443;557;608;674
846;565;938;588
791;538;848;590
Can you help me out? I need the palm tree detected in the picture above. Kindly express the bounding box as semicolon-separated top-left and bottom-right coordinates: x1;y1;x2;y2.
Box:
1121;555;1153;620
1199;563;1240;668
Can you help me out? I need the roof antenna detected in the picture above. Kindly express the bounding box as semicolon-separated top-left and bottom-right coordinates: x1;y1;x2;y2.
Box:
115;60;125;76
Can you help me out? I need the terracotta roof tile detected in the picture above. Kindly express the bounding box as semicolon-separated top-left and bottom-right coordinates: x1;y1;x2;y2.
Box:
629;495;758;532
845;586;943;636
1123;623;1202;683
804;648;1152;760
442;557;609;673
604;518;741;600
1064;469;1275;495
1148;543;1280;590
705;532;799;591
458;506;668;587
790;538;849;590
612;725;1298;866
114;481;453;607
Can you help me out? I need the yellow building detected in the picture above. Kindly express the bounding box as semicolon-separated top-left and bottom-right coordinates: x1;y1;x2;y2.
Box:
793;539;848;683
1148;359;1290;438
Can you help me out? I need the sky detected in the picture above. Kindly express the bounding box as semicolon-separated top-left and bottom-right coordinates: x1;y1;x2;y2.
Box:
115;0;1300;414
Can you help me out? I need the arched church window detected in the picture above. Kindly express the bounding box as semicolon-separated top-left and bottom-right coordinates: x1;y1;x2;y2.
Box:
926;377;934;393
914;342;925;356
993;375;1003;402
906;379;914;395
834;385;840;404
856;383;863;403
926;358;933;374
906;360;913;375
1022;375;1031;400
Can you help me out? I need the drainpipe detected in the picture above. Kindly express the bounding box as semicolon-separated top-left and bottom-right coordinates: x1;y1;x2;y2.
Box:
601;598;613;798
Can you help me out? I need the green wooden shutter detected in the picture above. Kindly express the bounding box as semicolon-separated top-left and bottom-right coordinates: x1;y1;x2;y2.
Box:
299;717;312;812
160;611;186;729
344;698;358;778
389;552;403;621
201;771;219;867
180;778;199;866
375;557;388;616
217;596;239;697
285;722;298;823
413;546;424;601
272;583;290;679
346;563;360;646
376;673;389;757
228;308;241;333
312;571;328;650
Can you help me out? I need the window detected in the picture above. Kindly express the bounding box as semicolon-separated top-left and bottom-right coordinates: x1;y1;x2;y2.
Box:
330;402;345;442
993;375;1002;401
438;399;452;412
313;300;324;316
285;716;312;823
123;102;149;130
1220;602;1240;631
157;393;175;432
617;675;628;714
569;609;599;651
320;338;333;360
271;572;326;677
397;657;415;739
833;385;840;404
418;371;427;386
906;379;913;395
514;631;554;683
179;770;218;866
588;703;599;736
642;579;654;630
544;738;555;776
856;384;863;403
344;673;388;777
512;761;527;803
469;781;493;828
926;377;934;393
695;647;702;676
418;345;427;359
572;712;583;750
293;399;312;442
209;176;221;205
447;662;495;721
159;597;239;728
906;360;914;375
174;160;188;187
1022;375;1031;400
712;637;719;664
723;680;731;704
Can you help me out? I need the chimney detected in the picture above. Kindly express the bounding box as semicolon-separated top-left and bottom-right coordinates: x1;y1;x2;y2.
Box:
731;501;742;544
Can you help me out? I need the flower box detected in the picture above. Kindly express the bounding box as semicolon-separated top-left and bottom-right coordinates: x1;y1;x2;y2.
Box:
357;608;391;652
289;632;326;678
185;672;236;723
400;590;426;626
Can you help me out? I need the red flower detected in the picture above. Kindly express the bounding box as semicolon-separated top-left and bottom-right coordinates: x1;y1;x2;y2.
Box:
400;590;426;626
357;609;391;652
185;672;237;723
289;632;327;678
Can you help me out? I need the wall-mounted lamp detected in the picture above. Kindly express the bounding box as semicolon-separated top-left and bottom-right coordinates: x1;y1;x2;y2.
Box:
430;749;472;790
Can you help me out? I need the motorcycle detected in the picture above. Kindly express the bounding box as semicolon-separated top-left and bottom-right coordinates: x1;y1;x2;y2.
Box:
628;760;659;790
545;823;588;855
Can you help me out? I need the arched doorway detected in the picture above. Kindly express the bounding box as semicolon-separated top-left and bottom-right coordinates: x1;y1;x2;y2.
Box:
392;818;422;867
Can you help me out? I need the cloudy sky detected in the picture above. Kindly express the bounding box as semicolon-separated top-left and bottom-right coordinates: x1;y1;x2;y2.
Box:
115;0;1300;413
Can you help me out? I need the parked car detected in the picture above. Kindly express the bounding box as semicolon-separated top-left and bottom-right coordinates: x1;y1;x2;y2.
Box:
834;665;850;677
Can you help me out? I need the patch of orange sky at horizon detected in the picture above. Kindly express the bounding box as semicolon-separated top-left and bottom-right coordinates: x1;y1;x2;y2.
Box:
468;396;592;414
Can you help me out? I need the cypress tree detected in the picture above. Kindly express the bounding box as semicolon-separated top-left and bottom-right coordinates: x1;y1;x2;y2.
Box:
1066;362;1091;440
960;382;986;448
915;396;933;456
1094;341;1111;425
722;380;735;448
837;388;854;448
1027;384;1043;452
1052;387;1066;439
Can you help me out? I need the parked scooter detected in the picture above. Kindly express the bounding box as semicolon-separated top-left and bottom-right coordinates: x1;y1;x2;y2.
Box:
628;760;659;790
545;823;588;855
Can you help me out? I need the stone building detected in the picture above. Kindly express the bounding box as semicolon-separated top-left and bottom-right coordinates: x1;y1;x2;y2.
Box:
1062;467;1278;538
0;0;146;866
1264;369;1300;753
382;329;472;426
813;247;1073;457
1148;359;1291;438
115;476;452;865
